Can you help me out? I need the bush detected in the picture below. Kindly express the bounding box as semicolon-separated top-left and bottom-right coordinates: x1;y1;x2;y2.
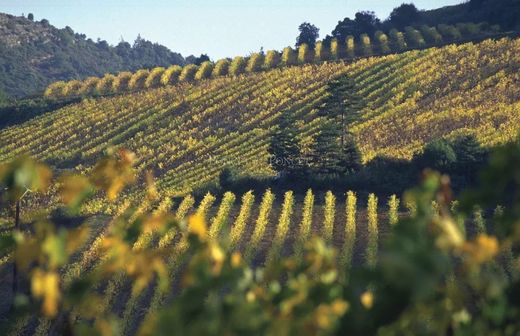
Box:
415;139;457;172
281;47;297;66
128;69;150;91
229;56;247;76
297;44;313;64
212;59;230;77
179;64;198;82
404;26;426;48
389;29;407;51
246;53;264;73
161;65;183;86
194;61;214;80
264;50;280;69
96;74;116;95
359;34;373;56
375;31;390;54
438;24;462;41
420;25;443;44
113;71;133;92
145;67;166;89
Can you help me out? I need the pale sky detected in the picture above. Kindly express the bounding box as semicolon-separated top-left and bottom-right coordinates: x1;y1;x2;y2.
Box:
0;0;463;59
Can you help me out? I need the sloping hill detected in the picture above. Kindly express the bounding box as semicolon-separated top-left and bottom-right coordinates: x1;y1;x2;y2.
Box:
0;13;185;98
0;38;518;208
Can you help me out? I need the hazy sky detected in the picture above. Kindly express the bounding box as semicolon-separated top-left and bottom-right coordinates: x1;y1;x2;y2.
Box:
0;0;463;59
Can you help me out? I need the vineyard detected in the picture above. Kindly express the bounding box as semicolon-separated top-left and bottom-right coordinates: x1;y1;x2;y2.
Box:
0;38;518;213
1;182;488;335
43;22;503;99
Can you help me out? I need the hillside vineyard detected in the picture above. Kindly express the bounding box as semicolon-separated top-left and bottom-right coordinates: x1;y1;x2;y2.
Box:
0;38;519;211
4;189;413;335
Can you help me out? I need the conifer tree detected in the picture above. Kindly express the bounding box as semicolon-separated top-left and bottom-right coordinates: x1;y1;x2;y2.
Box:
310;122;343;176
268;113;302;177
321;77;364;146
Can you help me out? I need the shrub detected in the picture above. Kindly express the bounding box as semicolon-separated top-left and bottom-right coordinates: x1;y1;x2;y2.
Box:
281;47;296;66
113;71;133;92
246;53;264;73
438;24;462;41
179;64;198;82
212;59;230;77
229;56;247;76
128;70;150;91
161;65;183;86
145;67;166;89
96;74;116;95
297;43;313;64
420;25;443;44
330;38;340;60
389;29;407;51
416;139;457;172
375;31;391;54
43;81;66;99
314;41;327;62
404;26;426;48
345;35;355;58
359;34;373;56
195;61;214;80
264;50;280;69
62;80;83;97
80;76;100;96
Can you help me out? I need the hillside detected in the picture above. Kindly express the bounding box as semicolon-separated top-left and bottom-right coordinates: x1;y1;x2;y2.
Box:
0;38;518;210
0;13;185;98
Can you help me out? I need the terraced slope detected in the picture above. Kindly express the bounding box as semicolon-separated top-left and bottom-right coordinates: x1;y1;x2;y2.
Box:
0;38;518;205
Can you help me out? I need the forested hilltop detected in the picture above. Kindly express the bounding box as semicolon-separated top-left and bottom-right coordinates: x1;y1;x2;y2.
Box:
0;13;185;99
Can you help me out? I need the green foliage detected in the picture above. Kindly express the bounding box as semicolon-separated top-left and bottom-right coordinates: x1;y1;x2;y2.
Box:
268;113;302;177
359;34;373;56
3;141;520;335
366;193;378;267
145;67;166;89
330;38;340;60
309;123;343;176
113;71;133;92
297;44;312;64
246;53;264;73
128;70;150;91
389;29;407;51
296;22;320;49
420;25;443;44
314;41;327;62
195;61;214;80
374;31;391;54
161;65;183;86
438;24;462;41
212;59;230;77
281;47;297;66
96;74;116;95
179;64;198;82
229;56;247;76
404;27;426;48
345;36;355;58
416;139;457;172
0;15;185;98
264;50;280;69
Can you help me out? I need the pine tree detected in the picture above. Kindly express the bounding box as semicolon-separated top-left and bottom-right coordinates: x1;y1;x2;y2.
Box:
338;135;362;174
268;113;302;177
321;77;364;146
310;122;343;176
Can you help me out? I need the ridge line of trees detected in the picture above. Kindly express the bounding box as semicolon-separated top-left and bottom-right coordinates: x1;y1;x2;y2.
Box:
44;22;504;100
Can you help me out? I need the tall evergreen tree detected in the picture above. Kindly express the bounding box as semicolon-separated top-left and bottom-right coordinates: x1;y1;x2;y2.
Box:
310;123;343;176
321;77;364;146
339;135;362;174
268;113;302;177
